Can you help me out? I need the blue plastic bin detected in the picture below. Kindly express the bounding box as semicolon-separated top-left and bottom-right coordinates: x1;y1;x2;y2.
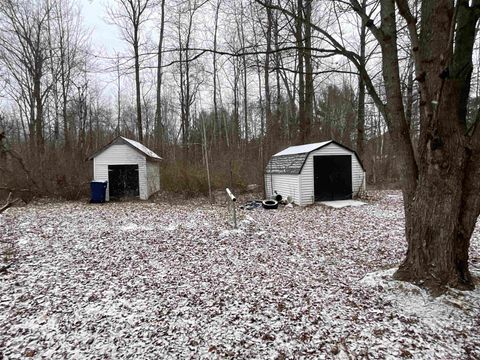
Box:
90;181;108;203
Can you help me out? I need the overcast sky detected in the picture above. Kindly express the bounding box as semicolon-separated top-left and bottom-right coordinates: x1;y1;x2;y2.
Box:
79;0;125;54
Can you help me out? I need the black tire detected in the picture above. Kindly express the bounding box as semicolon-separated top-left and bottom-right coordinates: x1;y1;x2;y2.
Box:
262;200;278;209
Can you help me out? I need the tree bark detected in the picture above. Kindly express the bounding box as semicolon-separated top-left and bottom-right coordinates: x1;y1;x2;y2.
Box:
356;0;367;160
213;0;221;147
304;0;313;143
391;0;480;292
154;0;166;147
265;1;273;146
116;53;122;135
33;70;44;151
235;1;249;143
404;59;414;130
0;192;20;214
134;27;143;142
295;0;306;144
274;11;282;140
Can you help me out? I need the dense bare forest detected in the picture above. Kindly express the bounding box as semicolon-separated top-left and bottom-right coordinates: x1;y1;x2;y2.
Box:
2;0;480;292
0;0;404;198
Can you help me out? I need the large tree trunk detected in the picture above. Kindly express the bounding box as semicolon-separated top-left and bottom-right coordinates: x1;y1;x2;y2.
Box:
379;0;418;197
391;0;480;292
395;81;477;292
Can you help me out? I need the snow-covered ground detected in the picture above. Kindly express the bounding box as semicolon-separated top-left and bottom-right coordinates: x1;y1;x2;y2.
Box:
1;191;479;359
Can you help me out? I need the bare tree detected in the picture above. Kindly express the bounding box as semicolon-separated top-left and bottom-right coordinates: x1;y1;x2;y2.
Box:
356;0;367;160
0;0;54;150
303;0;313;142
237;1;249;142
264;0;273;148
154;0;166;147
294;0;306;143
53;0;87;150
174;0;206;156
116;52;122;135
212;0;222;147
109;0;154;142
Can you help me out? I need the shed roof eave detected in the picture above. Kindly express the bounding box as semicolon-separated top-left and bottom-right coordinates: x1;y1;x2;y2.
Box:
87;136;163;161
264;171;301;175
269;140;365;172
121;137;162;160
272;140;332;157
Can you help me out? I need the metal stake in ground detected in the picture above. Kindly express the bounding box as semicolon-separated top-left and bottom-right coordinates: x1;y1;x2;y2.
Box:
226;188;237;229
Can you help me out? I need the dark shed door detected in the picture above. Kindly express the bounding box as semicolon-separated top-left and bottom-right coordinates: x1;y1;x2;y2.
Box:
313;155;352;201
108;165;139;199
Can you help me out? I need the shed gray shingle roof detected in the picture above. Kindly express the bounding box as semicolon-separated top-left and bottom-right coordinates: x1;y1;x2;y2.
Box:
265;153;309;175
265;140;364;174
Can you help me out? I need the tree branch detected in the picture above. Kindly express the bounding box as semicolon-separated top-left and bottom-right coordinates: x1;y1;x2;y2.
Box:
0;192;20;214
349;0;384;43
255;0;387;119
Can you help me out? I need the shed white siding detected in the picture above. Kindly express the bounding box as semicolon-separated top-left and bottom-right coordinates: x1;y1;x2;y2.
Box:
265;141;365;206
264;173;301;205
93;144;148;200
298;143;364;206
146;160;161;198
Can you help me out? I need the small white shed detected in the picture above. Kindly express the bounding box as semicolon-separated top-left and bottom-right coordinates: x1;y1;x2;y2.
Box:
88;136;162;201
265;140;365;206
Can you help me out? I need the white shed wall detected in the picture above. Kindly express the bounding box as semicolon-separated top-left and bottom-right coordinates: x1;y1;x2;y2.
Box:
299;143;364;206
264;173;301;205
146;160;161;197
93;144;148;200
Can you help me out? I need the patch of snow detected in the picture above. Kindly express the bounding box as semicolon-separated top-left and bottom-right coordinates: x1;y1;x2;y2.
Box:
219;229;245;238
0;191;478;359
120;223;154;232
359;267;480;358
160;223;178;231
320;200;367;208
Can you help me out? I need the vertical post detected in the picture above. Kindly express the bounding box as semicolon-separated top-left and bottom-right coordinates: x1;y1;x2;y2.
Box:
362;171;367;193
226;188;237;229
202;115;212;203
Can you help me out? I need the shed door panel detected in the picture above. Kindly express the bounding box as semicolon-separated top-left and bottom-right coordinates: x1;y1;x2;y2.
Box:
108;165;139;199
313;155;352;201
